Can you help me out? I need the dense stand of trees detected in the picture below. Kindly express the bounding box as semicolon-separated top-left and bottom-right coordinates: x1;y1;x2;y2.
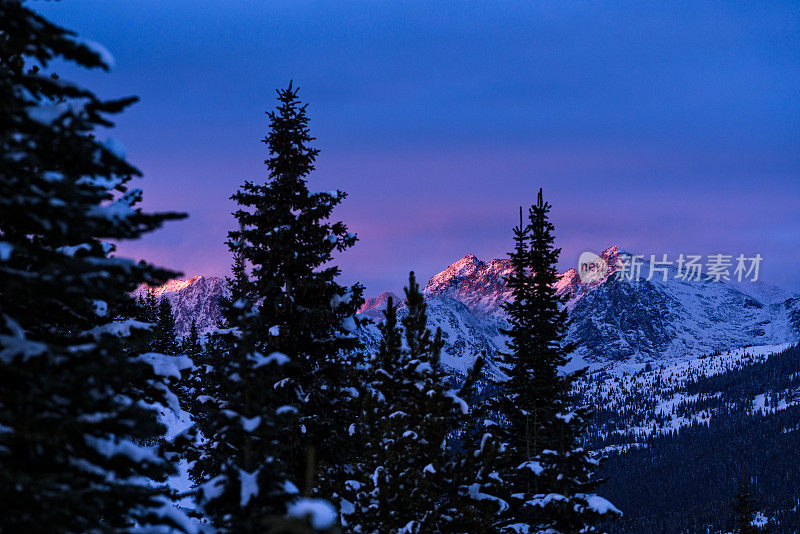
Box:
20;1;780;533
344;274;488;532
181;83;613;532
597;344;800;533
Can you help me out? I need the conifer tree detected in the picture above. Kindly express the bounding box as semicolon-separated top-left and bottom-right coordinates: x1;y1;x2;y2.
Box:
183;318;201;359
487;191;620;532
172;317;201;417
346;272;482;533
134;286;159;324
132;287;159;347
733;472;759;534
191;82;363;532
154;296;179;355
0;2;191;531
145;286;159;322
444;358;509;533
184;329;226;487
134;291;148;319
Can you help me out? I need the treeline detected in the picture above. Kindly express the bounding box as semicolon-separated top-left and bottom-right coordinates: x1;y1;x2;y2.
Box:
684;344;800;405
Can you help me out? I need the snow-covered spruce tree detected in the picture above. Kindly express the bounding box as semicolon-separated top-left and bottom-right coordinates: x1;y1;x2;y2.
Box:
169;316;201;423
346;272;482;533
443;358;510;533
488;191;620;533
190;82;363;532
184;331;226;489
0;2;192;532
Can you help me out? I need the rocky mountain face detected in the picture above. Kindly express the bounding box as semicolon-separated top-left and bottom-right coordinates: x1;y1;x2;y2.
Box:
137;245;799;376
358;291;402;322
357;294;510;379
560;247;800;362
360;245;800;371
135;275;226;335
422;254;514;316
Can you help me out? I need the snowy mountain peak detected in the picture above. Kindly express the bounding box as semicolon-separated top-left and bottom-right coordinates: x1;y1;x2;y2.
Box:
554;267;581;296
132;244;798;368
558;245;628;302
411;245;800;363
423;254;513;316
138;274;210;298
359;291;403;321
602;244;624;256
420;246;624;316
446;253;482;271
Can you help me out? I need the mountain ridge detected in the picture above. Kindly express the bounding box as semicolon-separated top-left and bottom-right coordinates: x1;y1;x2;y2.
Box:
136;245;799;374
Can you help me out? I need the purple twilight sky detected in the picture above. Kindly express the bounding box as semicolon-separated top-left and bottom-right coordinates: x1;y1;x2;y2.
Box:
40;0;800;294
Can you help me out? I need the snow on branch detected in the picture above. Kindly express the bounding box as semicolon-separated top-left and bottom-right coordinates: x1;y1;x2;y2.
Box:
576;493;623;516
286;498;337;530
467;483;508;512
198;475;226;504
89;188;141;222
249;351;290;368
86;434;161;465
239;468;259;507
86;319;151;340
0;242;13;261
137;353;194;381
517;460;544;475
0;315;47;363
75;38;116;69
445;391;469;414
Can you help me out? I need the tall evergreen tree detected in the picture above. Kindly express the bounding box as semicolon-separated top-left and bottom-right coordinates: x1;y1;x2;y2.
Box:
153;296;179;355
445;358;509;533
132;287;158;332
145;286;159;323
172;317;201;419
191;83;363;532
488;191;620;532
134;291;148;320
733;472;760;534
0;1;191;531
346;272;486;533
183;318;201;358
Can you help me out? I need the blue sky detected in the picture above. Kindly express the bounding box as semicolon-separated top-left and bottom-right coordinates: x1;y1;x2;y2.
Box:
39;0;800;292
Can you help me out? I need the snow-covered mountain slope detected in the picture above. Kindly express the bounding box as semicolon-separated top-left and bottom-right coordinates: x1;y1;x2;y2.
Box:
138;245;799;375
578;342;798;447
562;247;800;362
362;246;799;368
136;275;226;335
593;342;800;533
358;295;510;379
726;279;798;305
